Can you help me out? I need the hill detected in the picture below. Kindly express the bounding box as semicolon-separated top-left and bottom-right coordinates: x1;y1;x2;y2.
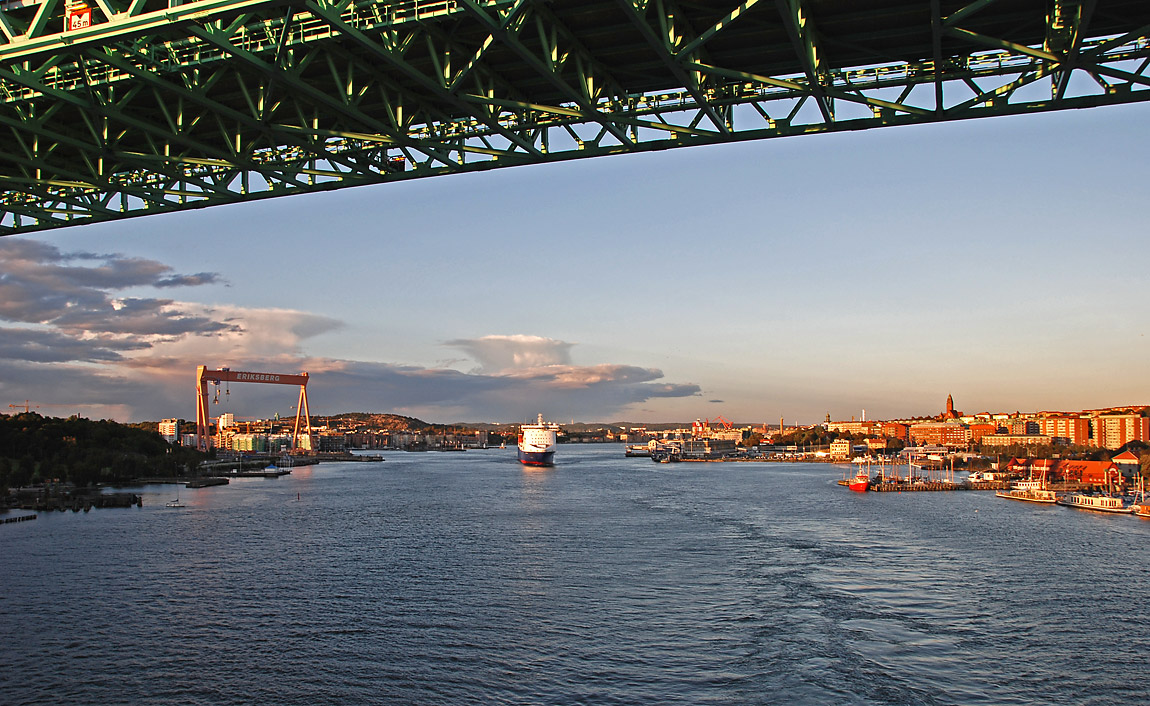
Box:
0;412;205;489
322;412;433;431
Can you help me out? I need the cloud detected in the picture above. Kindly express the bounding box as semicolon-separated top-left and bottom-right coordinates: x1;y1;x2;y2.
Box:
2;348;700;422
1;241;697;422
264;358;701;422
0;239;233;338
446;334;573;373
0;326;148;362
155;272;223;288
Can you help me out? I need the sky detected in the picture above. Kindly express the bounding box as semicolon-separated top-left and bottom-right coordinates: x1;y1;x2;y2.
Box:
3;101;1149;426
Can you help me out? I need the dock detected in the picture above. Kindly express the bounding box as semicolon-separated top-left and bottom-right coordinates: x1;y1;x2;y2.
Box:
314;452;385;462
2;513;37;524
838;480;1011;492
186;477;230;488
228;467;291;478
5;491;142;511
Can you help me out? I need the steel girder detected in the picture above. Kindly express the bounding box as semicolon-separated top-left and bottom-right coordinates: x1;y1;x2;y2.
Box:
1;0;1149;235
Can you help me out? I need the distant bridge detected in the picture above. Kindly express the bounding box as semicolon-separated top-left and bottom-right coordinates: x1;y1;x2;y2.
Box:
1;0;1148;235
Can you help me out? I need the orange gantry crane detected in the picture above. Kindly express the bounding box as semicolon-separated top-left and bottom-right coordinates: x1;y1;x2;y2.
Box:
195;366;311;452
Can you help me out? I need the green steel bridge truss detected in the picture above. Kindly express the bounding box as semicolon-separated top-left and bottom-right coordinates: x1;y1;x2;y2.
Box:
1;0;1148;234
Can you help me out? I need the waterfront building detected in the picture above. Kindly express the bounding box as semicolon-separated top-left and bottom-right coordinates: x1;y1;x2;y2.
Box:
231;434;267;452
826;420;880;436
981;434;1053;447
829;439;852;459
159;418;180;443
677;438;738;459
346;431;389;449
314;432;346;452
1092;413;1149;450
1007;458;1120;487
967;423;997;442
879;422;908;442
1037;415;1091;446
1007;419;1040;435
1111;449;1142;479
1057;460;1121;487
908;422;971;447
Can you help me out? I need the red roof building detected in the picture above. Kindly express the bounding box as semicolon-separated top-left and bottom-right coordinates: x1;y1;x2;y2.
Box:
1007;458;1121;487
1056;460;1121;486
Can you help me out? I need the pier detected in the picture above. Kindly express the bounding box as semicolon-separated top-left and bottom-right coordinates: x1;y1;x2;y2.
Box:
5;490;142;512
2;513;36;524
836;478;1011;492
861;481;1010;492
186;477;230;488
315;452;385;462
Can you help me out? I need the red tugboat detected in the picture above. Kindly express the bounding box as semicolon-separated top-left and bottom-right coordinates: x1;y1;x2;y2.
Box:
848;466;870;492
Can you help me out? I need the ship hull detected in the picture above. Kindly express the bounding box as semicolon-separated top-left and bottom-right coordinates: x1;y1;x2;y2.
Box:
518;449;555;466
848;478;869;492
995;491;1058;504
1055;495;1133;513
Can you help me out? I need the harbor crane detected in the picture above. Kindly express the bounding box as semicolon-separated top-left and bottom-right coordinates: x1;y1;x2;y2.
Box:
195;366;312;452
7;400;81;414
708;416;734;430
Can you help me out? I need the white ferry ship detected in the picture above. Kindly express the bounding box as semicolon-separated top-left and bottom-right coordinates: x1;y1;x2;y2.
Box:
518;414;559;467
1055;493;1133;514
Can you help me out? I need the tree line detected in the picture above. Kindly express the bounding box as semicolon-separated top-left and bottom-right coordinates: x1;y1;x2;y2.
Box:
0;412;205;491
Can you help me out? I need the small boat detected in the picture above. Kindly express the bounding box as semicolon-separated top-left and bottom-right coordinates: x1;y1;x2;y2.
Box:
1056;493;1133;514
996;478;1058;504
1134;503;1150;518
165;491;185;508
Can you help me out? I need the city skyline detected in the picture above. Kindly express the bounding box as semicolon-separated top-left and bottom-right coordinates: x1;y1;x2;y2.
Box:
2;102;1148;424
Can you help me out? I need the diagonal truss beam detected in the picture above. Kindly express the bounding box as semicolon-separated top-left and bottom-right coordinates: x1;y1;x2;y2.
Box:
774;0;832;123
458;0;635;147
614;0;731;134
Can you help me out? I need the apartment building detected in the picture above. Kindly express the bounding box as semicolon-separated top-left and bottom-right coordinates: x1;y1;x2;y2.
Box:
1092;414;1149;450
908;422;971;447
1037;415;1091;446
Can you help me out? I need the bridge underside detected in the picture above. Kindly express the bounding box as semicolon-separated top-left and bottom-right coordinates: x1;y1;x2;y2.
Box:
1;0;1148;234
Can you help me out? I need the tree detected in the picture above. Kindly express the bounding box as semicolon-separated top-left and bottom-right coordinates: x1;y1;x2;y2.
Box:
0;413;207;487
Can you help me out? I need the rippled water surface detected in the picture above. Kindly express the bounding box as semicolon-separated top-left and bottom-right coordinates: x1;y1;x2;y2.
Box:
3;446;1148;705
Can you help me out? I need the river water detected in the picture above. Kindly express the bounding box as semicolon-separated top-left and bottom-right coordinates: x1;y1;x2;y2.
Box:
2;445;1147;705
